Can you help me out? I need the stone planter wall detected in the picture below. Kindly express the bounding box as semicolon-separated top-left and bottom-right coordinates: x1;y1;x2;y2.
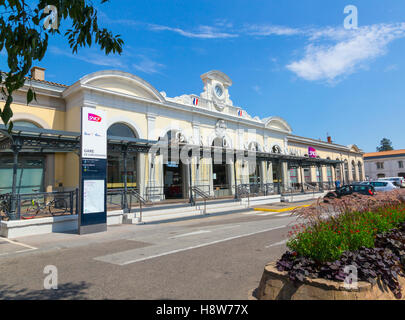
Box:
256;262;405;300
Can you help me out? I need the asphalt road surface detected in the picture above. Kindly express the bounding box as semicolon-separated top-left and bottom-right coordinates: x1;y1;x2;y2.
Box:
0;209;299;300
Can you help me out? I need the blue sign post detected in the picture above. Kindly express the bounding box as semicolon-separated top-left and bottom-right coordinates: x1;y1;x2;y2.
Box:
78;107;108;235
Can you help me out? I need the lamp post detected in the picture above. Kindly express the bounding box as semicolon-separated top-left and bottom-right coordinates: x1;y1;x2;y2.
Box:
188;149;194;206
234;151;238;200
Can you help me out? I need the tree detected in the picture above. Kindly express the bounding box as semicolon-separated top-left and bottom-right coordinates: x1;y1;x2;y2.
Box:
377;138;394;152
0;0;124;130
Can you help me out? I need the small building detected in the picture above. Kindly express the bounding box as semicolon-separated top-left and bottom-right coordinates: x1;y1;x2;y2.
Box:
364;150;405;180
0;68;364;203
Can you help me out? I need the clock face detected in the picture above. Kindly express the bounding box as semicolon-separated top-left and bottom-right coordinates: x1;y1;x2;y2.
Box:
215;85;223;98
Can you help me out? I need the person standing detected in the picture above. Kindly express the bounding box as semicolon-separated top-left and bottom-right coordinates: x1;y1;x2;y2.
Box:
335;180;341;190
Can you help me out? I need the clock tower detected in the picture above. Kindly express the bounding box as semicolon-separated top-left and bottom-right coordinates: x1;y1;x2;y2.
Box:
200;70;233;111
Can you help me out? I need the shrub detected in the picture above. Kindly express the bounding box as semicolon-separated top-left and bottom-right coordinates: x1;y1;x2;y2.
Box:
277;190;405;298
287;204;405;262
292;189;405;226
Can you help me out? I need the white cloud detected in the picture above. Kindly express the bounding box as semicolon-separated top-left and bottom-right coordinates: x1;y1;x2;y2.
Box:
243;24;302;36
50;46;126;68
287;23;405;83
148;24;238;39
50;46;165;74
132;55;165;74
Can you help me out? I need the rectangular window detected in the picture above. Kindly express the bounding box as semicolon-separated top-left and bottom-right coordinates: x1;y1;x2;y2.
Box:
376;162;384;170
399;161;404;169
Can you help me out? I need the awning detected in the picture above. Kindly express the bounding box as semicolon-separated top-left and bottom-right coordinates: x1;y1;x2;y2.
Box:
0;125;158;154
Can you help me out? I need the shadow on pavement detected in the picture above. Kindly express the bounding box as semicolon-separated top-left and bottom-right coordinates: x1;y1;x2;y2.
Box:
0;281;90;300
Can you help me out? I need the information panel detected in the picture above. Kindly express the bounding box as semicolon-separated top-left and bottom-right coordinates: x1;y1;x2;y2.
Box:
79;107;107;235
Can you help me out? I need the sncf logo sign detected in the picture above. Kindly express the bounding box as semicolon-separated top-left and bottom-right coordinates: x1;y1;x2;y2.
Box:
88;113;102;122
308;147;317;158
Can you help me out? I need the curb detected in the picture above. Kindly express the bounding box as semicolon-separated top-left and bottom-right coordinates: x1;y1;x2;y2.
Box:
253;204;310;213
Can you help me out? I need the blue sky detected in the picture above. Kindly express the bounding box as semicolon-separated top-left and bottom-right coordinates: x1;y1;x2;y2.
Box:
2;0;405;152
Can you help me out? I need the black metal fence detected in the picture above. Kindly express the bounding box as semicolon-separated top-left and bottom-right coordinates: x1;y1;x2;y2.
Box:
279;181;336;195
107;187;141;211
0;180;342;220
0;189;78;220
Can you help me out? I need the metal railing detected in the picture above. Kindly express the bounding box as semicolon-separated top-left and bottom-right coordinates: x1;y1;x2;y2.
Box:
236;185;250;206
0;189;78;220
213;184;232;197
191;187;210;214
107;187;140;211
128;189;149;223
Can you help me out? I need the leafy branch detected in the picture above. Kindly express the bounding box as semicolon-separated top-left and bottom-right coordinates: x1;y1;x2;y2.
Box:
0;0;124;131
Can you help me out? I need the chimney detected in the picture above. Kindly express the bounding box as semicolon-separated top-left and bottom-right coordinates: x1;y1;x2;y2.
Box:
327;136;332;143
31;67;45;81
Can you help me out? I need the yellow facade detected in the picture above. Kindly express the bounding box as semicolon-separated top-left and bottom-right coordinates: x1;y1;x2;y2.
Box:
0;69;364;199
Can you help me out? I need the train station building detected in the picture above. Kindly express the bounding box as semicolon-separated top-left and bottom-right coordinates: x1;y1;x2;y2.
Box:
0;68;365;204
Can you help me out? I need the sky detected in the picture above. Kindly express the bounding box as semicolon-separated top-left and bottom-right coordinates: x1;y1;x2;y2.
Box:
2;0;405;153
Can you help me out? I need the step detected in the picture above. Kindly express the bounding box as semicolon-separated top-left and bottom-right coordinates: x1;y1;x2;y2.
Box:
196;201;243;210
241;195;281;205
204;206;250;215
136;211;205;224
130;204;199;216
281;192;327;202
245;199;282;206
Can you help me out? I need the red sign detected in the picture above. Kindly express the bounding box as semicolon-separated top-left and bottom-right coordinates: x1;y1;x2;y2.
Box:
308;147;317;158
88;113;102;122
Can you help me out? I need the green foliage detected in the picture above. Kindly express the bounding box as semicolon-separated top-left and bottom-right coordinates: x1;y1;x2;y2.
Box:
377;137;394;152
0;0;124;130
287;204;405;262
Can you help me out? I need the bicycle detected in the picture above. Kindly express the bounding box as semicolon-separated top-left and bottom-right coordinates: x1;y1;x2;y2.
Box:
0;190;11;220
22;189;68;219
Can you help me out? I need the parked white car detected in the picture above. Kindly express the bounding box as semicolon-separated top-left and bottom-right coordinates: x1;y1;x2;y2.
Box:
378;177;405;188
368;181;399;192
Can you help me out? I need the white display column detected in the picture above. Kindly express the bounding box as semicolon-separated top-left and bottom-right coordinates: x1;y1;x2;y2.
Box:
281;161;290;192
146;113;161;202
267;161;274;184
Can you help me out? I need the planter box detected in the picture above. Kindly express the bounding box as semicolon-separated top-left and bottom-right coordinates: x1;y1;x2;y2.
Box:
256;262;405;300
0;211;124;239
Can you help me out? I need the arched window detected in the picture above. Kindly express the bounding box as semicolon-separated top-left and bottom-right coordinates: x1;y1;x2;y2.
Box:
272;145;282;154
162;130;186;144
107;123;138;189
326;158;333;182
344;160;349;183
107;123;137;138
13;120;41;128
248;142;260;152
358;161;363;181
212;137;229;148
335;160;342;181
351;161;357;181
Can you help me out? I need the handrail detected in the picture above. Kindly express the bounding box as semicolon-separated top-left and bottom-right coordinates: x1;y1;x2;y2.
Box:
304;183;316;190
236;185;250;207
191;186;209;214
128;189;149;223
191;186;210;199
128;189;147;204
304;182;316;196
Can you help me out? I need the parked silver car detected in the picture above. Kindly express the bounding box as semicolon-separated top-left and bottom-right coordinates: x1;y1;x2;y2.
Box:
378;177;405;188
367;181;399;192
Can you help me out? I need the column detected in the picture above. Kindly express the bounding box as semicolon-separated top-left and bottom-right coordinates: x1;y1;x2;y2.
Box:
281;161;290;192
318;164;324;191
260;160;266;192
299;165;305;193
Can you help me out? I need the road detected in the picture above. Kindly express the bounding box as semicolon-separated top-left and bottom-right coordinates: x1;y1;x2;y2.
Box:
0;209;299;300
